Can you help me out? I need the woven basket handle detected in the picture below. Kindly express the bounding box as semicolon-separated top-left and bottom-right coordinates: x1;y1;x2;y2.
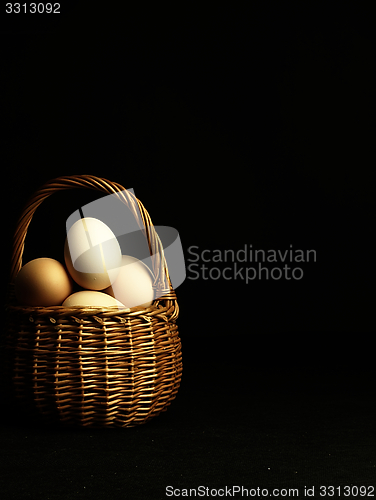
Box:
9;175;172;298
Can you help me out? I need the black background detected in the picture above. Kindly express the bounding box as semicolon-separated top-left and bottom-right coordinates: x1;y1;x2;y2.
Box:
1;4;375;499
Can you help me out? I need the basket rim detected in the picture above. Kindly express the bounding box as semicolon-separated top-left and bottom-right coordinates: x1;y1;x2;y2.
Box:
4;299;178;322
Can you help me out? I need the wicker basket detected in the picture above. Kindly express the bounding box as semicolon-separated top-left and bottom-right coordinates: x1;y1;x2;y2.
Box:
2;175;182;428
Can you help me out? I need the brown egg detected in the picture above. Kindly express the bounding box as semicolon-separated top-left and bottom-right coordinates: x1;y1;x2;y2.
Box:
15;258;73;306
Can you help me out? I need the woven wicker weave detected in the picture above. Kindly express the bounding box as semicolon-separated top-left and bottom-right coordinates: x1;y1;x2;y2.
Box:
2;175;182;428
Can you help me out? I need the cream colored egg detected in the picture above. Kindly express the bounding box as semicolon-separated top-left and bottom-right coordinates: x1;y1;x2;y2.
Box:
15;258;73;306
62;290;125;308
104;255;155;308
64;217;122;290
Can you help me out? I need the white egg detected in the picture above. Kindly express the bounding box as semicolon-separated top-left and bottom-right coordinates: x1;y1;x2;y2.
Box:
62;290;125;308
64;217;122;290
104;255;155;308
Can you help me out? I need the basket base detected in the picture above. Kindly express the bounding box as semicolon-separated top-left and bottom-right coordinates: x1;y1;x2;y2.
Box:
1;388;179;429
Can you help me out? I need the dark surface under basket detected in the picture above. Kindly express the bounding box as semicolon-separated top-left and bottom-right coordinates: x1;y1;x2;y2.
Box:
0;336;374;498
